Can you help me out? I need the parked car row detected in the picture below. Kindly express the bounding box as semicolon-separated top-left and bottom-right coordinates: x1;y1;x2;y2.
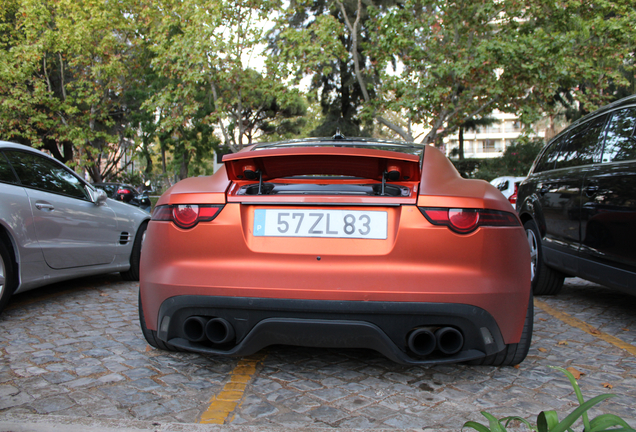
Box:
93;182;152;213
516;94;636;296
2;94;634;368
0;141;150;313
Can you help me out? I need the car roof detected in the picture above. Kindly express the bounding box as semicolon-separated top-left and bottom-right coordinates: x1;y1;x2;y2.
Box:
552;94;636;141
0;140;48;154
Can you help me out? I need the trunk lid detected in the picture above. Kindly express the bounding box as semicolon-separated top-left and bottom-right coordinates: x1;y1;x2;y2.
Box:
223;147;421;205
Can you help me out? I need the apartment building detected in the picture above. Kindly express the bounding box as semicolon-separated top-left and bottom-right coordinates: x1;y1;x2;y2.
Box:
444;111;545;159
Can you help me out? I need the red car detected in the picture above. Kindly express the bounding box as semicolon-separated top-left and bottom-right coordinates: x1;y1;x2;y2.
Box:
139;138;532;365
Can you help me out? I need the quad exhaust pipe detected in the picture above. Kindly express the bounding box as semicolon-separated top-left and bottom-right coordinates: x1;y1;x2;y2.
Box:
182;317;235;345
407;326;464;356
205;318;235;344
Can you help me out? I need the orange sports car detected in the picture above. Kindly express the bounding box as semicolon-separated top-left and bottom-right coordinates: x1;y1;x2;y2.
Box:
139;138;532;365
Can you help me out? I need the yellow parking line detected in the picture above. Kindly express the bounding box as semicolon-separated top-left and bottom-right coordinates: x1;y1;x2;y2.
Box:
534;299;636;357
199;353;267;424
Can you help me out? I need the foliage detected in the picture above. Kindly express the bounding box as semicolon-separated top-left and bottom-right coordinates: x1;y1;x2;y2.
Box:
367;0;636;144
269;0;398;137
463;366;635;432
451;139;544;180
218;69;309;143
145;0;305;167
0;0;153;181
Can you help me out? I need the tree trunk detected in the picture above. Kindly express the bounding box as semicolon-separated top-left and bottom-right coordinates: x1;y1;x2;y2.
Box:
458;126;465;160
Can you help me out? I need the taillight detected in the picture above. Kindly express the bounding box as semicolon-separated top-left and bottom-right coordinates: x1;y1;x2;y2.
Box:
508;183;519;204
151;204;223;229
117;188;132;194
419;208;519;234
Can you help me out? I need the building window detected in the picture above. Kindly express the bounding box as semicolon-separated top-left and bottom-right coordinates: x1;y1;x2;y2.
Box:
481;140;502;153
504;121;521;133
485;124;501;134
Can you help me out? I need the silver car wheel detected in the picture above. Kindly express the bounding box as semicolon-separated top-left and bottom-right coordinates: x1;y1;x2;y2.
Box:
526;228;538;281
0;250;5;297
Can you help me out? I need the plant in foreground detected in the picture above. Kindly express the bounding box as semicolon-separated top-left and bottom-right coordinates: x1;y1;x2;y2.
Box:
463;366;635;432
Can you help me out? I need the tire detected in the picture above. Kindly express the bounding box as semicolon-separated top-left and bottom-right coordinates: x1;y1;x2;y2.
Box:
470;292;533;367
524;219;565;295
0;241;17;314
138;290;179;351
121;222;147;281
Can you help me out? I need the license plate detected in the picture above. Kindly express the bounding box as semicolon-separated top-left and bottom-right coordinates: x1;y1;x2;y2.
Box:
253;209;388;239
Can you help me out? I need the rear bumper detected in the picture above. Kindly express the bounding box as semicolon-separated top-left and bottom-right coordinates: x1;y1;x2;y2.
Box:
152;296;507;365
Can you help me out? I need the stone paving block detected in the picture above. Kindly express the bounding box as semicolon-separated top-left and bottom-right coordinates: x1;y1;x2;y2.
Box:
268;411;315;427
382;412;427;429
98;384;160;406
160;397;199;413
42;371;76;385
331;394;374;412
337;415;383;429
268;371;298;382
288;379;323;392
0;390;25;411
283;395;322;414
241;398;279;419
307;405;348;425
30;395;76;414
264;387;300;403
131;401;171;419
122;367;157;380
158;373;190;385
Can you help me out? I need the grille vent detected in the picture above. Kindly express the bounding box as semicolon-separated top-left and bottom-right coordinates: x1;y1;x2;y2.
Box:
119;232;132;245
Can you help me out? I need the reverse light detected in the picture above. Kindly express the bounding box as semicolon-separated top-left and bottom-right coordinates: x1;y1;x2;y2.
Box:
152;204;224;229
419;208;519;234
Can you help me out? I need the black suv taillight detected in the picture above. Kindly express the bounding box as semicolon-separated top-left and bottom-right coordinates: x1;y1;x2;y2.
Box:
152;204;224;229
419;208;520;234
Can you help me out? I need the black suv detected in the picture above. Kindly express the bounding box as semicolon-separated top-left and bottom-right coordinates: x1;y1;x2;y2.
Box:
517;94;636;295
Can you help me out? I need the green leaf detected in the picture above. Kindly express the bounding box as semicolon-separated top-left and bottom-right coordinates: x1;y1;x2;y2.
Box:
538;411;560;432
503;416;538;431
481;411;508;432
589;414;636;432
463;421;494;432
550;394;616;432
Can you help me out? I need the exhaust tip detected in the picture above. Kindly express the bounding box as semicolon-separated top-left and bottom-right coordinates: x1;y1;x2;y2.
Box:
435;327;464;355
407;328;436;356
183;316;208;342
205;318;235;344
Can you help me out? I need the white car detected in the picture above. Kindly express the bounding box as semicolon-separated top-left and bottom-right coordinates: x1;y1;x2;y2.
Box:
490;176;526;199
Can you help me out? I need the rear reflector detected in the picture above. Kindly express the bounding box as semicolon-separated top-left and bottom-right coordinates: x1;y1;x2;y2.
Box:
419;208;519;234
152;205;224;229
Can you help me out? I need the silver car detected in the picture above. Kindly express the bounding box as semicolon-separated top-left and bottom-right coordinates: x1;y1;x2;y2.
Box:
0;141;150;313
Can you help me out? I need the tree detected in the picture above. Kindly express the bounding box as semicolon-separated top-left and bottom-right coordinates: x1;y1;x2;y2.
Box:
0;0;153;182
214;69;308;146
146;0;303;164
368;0;636;145
270;0;407;138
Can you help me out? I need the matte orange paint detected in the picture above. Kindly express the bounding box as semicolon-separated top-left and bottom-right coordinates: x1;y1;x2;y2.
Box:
140;145;531;345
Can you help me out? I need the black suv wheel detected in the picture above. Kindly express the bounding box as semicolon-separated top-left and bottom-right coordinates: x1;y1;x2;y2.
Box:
524;220;564;295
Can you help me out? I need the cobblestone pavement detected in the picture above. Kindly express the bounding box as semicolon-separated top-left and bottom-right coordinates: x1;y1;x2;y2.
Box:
0;275;635;431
